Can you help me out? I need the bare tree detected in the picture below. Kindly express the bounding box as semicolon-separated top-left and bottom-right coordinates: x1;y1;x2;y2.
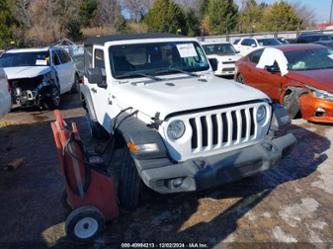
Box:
122;0;153;22
12;0;32;27
292;1;316;28
95;0;124;26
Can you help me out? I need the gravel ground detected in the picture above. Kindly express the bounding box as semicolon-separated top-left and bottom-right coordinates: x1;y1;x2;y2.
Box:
0;92;332;249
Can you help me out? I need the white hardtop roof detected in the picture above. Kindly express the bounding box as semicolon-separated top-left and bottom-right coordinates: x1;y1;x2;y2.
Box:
6;47;50;53
104;37;200;47
201;41;232;45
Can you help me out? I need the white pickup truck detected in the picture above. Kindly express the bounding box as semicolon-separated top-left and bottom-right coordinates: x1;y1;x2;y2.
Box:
0;68;11;118
80;33;296;210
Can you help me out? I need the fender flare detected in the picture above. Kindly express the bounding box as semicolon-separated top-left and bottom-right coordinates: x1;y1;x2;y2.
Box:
116;115;169;160
80;85;98;122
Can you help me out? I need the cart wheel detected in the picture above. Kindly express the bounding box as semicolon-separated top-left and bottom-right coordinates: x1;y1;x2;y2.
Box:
65;206;105;242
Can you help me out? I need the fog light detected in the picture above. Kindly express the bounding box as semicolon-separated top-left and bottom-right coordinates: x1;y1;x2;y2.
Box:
172;178;184;188
315;108;325;117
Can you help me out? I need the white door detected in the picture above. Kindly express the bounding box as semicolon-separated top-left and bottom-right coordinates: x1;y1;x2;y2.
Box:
52;49;73;93
89;47;114;131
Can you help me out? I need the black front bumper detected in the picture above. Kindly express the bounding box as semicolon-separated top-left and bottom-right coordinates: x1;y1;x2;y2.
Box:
140;134;296;194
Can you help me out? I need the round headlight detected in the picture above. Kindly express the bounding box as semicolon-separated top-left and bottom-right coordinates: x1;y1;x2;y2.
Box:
167;120;185;140
256;105;267;123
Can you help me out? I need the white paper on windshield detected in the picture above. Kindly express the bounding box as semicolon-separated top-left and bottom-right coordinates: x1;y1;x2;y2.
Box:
176;43;197;58
35;59;47;66
257;47;289;76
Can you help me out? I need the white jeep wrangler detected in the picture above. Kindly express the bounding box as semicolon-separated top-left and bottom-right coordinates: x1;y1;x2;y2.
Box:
80;34;296;209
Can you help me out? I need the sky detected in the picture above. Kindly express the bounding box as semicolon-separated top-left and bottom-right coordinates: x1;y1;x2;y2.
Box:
256;0;331;23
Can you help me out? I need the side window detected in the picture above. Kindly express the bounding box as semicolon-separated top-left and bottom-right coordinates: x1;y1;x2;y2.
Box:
61;49;71;63
57;49;70;64
94;49;105;69
85;46;93;70
248;49;264;64
233;39;240;45
241;39;250;46
52;51;61;66
248;39;257;47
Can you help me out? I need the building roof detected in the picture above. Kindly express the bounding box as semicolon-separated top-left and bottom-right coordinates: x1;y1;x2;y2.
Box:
85;33;185;46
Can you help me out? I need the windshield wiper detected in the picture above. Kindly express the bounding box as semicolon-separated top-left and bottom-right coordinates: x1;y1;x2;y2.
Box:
155;67;199;77
117;71;162;81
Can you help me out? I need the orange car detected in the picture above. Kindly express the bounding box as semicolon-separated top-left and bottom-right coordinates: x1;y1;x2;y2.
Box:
235;44;333;123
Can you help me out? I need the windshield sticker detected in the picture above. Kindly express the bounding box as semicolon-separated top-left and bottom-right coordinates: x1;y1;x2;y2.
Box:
176;43;198;58
35;59;47;66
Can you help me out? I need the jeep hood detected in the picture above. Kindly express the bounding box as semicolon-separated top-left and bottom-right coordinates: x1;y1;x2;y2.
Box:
3;66;50;80
114;75;269;120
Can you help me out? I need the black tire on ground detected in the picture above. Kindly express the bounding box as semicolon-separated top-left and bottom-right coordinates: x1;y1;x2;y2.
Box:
86;112;109;140
283;91;301;119
65;206;105;242
70;74;80;94
118;146;142;210
236;74;245;84
44;85;61;110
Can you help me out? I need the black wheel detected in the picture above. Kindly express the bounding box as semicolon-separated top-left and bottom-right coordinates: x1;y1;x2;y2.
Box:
86;111;108;140
44;85;60;110
65;206;104;242
118;146;142;210
70;74;80;94
236;74;245;84
283;91;300;119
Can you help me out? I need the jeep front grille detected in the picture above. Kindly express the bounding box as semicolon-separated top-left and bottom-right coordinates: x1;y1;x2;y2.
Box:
162;102;271;161
189;107;257;151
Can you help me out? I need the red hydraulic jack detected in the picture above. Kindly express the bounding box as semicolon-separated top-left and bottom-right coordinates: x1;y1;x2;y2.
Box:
51;110;119;242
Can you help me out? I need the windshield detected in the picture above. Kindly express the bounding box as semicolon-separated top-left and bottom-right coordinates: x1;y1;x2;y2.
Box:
285;48;333;71
109;41;210;79
203;43;236;55
0;51;50;67
257;39;281;46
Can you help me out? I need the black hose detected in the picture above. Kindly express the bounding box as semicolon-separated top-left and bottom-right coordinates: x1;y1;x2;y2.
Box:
62;132;92;196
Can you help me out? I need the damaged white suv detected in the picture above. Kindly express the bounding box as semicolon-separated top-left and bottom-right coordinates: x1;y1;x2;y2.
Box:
0;47;79;109
80;34;296;209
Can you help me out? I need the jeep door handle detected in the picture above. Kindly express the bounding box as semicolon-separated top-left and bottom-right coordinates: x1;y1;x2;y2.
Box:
91;87;97;93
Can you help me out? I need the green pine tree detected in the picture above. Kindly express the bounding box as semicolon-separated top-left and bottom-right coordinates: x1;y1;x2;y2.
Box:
206;0;238;35
262;1;303;32
0;0;16;49
144;0;187;34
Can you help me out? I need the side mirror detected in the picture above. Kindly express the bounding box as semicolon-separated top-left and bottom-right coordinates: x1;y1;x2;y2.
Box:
265;65;280;73
209;58;218;71
251;43;257;48
86;68;107;88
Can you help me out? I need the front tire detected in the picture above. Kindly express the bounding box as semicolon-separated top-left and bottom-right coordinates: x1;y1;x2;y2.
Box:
70;74;80;94
118;146;142;210
86;111;108;140
65;206;105;242
44;86;60;110
283;91;301;119
236;73;245;84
